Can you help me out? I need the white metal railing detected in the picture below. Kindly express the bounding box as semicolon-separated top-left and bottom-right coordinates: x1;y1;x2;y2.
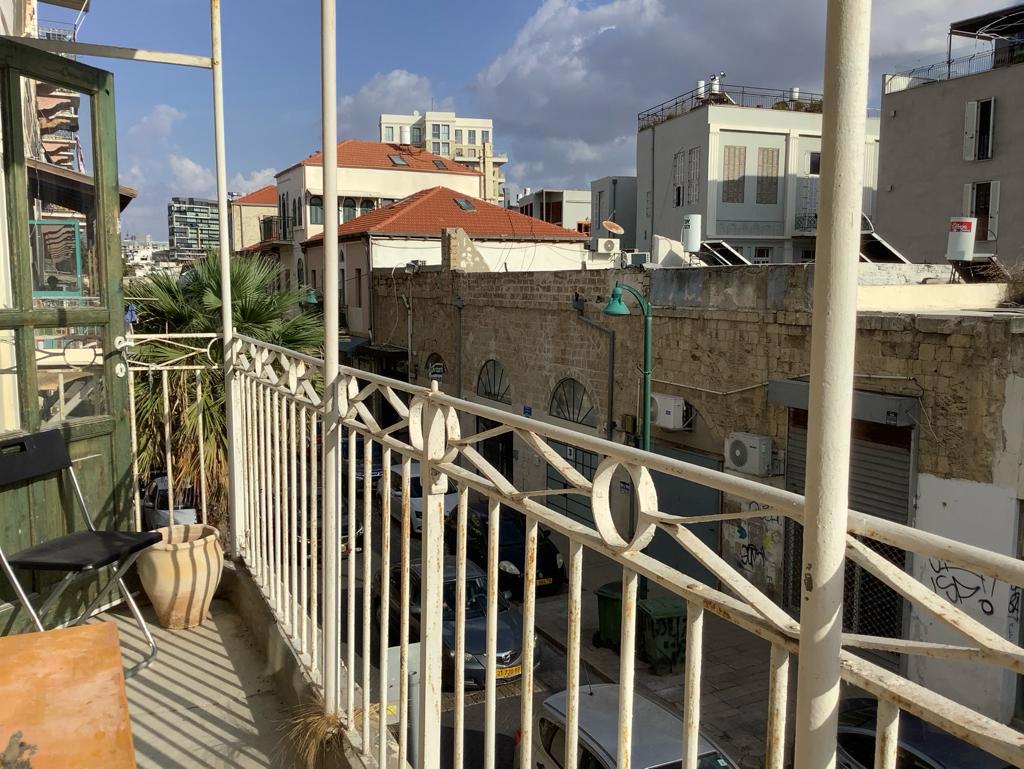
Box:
224;333;1024;769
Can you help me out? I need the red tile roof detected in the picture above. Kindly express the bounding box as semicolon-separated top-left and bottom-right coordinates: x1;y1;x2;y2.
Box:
232;184;277;205
293;140;479;176
303;187;588;244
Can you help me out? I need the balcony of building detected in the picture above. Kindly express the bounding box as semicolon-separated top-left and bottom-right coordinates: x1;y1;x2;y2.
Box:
258;214;295;245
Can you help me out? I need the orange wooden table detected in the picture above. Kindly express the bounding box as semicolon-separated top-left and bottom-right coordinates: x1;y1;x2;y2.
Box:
0;622;136;768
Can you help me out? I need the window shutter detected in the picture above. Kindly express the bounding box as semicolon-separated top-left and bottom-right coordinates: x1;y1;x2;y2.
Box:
962;183;973;216
988;181;1000;239
963;100;978;160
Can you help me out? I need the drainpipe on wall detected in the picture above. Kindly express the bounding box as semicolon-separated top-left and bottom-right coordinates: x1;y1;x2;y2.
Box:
573;292;615;440
453;295;465;396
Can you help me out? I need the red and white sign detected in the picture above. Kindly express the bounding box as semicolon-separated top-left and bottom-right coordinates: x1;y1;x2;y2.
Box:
950;220;974;233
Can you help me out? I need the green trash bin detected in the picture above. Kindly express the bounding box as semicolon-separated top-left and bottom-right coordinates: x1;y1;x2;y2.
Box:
592;581;622;652
639;596;687;675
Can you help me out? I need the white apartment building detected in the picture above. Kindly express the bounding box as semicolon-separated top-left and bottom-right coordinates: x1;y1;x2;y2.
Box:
257;140;480;293
516;188;592;234
379;111;507;203
636;82;881;263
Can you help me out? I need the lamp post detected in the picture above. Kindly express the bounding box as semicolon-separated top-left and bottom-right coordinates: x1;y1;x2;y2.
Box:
602;282;652;452
603;281;653;602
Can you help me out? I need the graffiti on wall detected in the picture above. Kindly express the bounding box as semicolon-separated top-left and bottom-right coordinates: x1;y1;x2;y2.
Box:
724;499;785;601
927;558;997;616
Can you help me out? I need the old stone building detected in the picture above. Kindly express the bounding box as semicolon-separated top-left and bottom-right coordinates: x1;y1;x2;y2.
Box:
370;243;1024;722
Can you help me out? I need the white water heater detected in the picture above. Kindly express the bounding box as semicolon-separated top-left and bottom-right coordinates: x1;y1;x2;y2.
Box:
682;214;702;253
946;217;977;261
399;125;411;145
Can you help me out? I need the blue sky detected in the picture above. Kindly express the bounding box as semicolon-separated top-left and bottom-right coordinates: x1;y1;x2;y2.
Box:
39;0;994;239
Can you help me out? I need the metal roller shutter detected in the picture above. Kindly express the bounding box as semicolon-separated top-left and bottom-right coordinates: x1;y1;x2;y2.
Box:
783;409;914;667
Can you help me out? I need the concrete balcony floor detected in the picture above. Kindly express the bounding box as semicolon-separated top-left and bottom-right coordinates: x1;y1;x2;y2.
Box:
106;599;291;768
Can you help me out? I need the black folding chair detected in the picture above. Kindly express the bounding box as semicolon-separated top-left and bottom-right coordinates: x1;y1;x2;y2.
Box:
0;430;160;677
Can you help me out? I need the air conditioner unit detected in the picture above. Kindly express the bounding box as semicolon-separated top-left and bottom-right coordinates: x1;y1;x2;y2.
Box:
724;432;772;476
629;251;653;267
650;393;692;431
595;238;620;255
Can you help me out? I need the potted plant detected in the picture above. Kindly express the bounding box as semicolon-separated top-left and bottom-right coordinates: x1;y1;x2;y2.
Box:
136;523;224;629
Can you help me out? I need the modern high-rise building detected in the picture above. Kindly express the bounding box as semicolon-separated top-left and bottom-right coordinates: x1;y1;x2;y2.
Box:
378;110;508;203
167;197;219;261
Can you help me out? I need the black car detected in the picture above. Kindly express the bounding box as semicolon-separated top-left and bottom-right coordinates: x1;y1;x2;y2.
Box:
373;557;539;689
837;698;1012;769
445;501;566;595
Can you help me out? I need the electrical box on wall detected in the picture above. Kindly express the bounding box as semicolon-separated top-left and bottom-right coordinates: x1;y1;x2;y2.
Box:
724;432;772;476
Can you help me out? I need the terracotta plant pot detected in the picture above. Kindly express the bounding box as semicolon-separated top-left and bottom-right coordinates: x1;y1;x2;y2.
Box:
136;524;223;629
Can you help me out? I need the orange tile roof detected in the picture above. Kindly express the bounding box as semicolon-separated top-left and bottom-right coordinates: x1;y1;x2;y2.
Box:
294;140;479;176
232;183;277;205
302;187;588;244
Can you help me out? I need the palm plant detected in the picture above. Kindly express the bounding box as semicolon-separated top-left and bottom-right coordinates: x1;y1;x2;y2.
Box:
126;254;322;531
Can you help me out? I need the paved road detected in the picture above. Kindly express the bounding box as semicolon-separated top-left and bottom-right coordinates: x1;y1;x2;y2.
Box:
339;504;573;769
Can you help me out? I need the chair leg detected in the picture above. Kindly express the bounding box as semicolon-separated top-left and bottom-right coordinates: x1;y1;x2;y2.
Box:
117;576;158;678
35;571;79;621
0;550;44;632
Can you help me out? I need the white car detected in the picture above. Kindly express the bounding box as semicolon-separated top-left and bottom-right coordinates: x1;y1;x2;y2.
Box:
141;476;199;529
377;461;458;535
520;684;738;769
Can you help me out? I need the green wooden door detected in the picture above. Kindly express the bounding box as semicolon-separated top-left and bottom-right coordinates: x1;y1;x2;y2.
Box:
0;40;131;631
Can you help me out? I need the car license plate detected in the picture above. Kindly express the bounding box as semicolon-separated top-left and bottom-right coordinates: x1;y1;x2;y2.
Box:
537;576;553;586
496;665;521;680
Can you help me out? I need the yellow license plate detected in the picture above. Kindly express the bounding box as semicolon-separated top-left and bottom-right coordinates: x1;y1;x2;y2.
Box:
537;577;553;586
496;665;522;680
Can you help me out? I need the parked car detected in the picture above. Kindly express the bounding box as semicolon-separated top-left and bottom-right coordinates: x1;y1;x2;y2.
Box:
444;501;566;595
303;486;364;556
373;557;538;688
836;698;1011;769
141;475;198;529
519;684;737;769
377;461;458;536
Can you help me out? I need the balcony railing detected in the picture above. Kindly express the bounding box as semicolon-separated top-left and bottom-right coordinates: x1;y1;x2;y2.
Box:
639;84;826;130
116;331;1024;768
258;215;293;243
884;44;1024;94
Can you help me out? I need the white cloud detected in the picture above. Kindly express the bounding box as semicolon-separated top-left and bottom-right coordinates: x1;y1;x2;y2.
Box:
229;167;277;194
339;69;454;139
168;154;215;197
128;104;184;142
472;0;996;192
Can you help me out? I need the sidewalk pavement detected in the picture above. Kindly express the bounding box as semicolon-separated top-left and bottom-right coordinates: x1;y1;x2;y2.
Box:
535;544;795;768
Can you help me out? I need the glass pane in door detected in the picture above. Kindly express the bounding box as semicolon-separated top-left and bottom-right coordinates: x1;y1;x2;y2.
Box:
35;325;106;426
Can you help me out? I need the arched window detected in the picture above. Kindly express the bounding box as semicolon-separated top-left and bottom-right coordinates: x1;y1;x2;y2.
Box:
296;257;305;286
549;378;596;427
476;359;511;405
342;198;357;223
360;198;375;216
309;195;323;225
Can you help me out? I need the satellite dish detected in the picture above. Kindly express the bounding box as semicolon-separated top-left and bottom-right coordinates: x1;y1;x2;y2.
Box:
602;220;625;235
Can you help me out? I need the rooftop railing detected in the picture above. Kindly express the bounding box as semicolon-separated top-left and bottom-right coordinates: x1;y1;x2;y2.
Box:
127;331;1024;769
638;84;826;130
884;44;1024;94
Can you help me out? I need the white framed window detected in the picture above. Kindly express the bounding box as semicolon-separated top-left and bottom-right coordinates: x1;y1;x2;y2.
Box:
384;125;394;142
964;98;995;161
722;145;746;204
756;147;780;204
963;180;1000;241
455;128;463;143
753;246;774;264
441;142;450;155
645;190;652;217
672;149;686;207
468;148;477;158
411;126;422;144
808;151;821;175
482;130;490;144
686;147;701;204
468;129;477;144
432;141;441;154
431;124;441;139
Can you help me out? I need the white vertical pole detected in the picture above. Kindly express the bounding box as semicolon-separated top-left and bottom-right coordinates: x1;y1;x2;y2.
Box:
617;568;638;769
320;0;341;717
419;383;446;769
794;0;872;766
210;0;240;556
765;644;790;769
682;602;703;769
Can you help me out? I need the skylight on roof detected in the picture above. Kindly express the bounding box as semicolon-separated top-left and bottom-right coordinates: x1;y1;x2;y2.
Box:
454;198;476;211
433;160;447;169
388;154;408;166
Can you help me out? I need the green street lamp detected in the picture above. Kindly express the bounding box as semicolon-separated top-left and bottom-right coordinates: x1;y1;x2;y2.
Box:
603;282;653;452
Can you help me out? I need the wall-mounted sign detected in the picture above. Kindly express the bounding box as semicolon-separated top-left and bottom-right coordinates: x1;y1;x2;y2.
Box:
523;405;532;417
428;362;445;382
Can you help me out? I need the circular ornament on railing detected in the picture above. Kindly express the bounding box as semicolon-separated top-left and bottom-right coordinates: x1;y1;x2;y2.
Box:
591;457;659;553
